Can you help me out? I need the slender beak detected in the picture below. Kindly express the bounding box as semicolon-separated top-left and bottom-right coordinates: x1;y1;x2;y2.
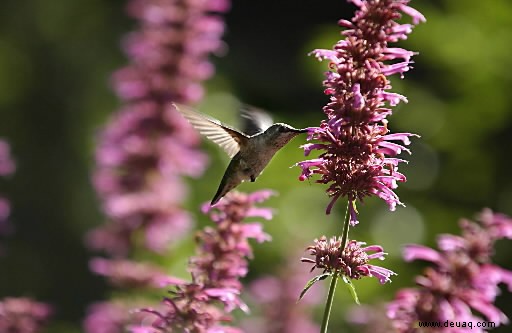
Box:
294;128;309;134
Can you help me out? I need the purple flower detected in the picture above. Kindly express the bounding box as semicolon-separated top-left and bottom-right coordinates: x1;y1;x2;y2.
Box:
296;0;425;216
0;297;52;333
116;0;229;104
88;0;230;256
88;105;207;255
387;210;512;332
302;236;395;284
133;190;272;332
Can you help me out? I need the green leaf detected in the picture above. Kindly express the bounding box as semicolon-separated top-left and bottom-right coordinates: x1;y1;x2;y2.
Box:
298;273;331;302
342;275;360;305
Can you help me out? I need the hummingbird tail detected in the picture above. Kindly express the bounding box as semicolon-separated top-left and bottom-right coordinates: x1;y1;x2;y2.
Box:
211;163;240;205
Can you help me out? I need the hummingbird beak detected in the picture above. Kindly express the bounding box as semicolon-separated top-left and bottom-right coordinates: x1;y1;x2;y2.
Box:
294;128;309;134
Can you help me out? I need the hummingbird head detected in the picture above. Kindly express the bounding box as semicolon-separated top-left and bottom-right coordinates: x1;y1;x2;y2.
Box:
264;123;308;148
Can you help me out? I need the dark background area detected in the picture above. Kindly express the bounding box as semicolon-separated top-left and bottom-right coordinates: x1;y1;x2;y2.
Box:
0;0;511;331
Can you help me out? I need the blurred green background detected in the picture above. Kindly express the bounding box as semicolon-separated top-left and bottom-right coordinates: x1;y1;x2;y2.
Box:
0;0;511;332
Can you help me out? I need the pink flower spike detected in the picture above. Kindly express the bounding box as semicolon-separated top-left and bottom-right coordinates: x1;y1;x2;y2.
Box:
133;190;272;332
389;210;512;332
297;0;424;218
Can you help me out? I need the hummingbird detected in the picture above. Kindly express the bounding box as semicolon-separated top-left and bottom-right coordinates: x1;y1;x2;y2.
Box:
173;103;308;205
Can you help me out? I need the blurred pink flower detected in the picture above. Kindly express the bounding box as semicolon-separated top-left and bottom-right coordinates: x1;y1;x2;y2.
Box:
134;190;272;332
88;0;229;256
88;105;206;255
0;140;15;176
387;209;512;332
0;140;14;253
0;297;52;333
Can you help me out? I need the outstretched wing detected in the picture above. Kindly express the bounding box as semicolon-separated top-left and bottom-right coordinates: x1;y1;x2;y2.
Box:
240;105;274;136
173;103;248;158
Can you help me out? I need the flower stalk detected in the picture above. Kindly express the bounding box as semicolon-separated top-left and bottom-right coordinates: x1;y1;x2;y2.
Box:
320;199;353;333
321;273;339;333
299;1;425;330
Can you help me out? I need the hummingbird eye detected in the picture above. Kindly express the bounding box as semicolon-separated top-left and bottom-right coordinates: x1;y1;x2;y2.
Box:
278;125;287;132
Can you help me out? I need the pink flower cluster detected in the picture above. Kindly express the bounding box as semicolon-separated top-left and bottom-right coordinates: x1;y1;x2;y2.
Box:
388;209;512;332
302;236;395;284
88;0;229;256
132;190;273;333
0;297;52;333
297;0;425;219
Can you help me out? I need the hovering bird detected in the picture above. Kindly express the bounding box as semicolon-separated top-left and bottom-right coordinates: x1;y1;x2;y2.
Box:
173;103;307;205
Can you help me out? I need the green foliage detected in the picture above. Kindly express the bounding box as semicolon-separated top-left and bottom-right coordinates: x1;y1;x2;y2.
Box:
299;272;331;302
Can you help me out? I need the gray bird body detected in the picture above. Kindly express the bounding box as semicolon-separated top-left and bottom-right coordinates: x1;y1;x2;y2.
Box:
173;104;307;205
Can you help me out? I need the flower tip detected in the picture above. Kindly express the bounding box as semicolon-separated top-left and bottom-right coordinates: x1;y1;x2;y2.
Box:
337;19;354;28
305;127;320;134
201;202;213;214
398;4;427;25
324;88;335;95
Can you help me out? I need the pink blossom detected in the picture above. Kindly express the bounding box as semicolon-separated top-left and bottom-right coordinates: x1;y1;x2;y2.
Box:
388;210;512;332
297;0;425;216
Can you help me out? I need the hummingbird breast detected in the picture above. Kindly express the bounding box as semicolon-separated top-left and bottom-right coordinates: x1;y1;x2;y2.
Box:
238;136;288;181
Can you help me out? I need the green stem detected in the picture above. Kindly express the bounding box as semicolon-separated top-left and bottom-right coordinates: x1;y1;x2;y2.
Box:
340;200;353;250
320;200;353;333
320;272;338;333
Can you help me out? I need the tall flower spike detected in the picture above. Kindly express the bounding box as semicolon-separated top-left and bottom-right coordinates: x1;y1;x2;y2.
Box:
297;0;425;219
387;209;512;332
88;0;230;256
132;190;273;333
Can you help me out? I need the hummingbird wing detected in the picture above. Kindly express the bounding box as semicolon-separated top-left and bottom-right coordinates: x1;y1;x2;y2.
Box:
173;103;248;158
240;105;274;136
